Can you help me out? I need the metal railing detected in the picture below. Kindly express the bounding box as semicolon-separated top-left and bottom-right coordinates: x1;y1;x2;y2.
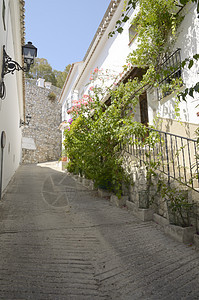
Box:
121;128;199;192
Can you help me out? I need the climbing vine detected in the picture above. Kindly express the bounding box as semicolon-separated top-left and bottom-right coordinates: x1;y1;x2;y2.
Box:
63;0;199;210
111;0;199;101
64;77;135;197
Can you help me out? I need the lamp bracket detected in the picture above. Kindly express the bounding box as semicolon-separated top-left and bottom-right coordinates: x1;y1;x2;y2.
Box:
0;42;37;100
20;119;29;127
19;114;31;127
2;45;27;78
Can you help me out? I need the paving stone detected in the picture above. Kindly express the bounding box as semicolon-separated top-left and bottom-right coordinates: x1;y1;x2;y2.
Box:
0;162;198;299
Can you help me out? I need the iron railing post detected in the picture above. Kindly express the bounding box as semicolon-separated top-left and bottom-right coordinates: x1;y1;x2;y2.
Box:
165;132;170;185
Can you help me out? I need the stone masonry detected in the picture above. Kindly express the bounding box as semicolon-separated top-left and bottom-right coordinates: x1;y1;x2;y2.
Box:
122;151;199;232
22;79;62;163
1;162;199;299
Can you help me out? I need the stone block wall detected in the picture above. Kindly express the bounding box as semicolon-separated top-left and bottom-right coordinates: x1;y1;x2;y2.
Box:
22;79;62;163
122;152;199;230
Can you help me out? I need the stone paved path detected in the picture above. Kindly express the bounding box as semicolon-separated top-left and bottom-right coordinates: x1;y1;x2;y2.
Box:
0;162;199;299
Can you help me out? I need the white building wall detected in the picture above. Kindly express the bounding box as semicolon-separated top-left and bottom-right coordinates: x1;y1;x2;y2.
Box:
73;2;141;122
150;2;199;135
0;0;24;194
59;62;84;147
61;0;199;140
61;63;82;121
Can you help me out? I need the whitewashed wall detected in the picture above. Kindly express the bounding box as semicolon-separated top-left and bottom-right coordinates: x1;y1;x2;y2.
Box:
0;0;24;194
148;2;199;137
61;0;199;140
60;63;83;121
73;1;141;121
75;1;132;91
59;62;83;145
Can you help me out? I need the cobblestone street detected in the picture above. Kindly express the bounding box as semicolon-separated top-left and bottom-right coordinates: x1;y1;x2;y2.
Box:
0;162;199;299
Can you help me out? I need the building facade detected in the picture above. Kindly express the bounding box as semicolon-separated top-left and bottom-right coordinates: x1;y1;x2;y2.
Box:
0;0;25;197
59;62;83;136
59;0;199;140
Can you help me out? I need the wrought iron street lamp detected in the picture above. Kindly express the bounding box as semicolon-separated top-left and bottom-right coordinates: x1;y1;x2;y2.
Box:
0;41;37;99
22;42;37;72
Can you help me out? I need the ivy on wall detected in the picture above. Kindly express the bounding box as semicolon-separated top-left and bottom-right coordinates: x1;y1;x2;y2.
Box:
63;0;199;201
110;0;199;102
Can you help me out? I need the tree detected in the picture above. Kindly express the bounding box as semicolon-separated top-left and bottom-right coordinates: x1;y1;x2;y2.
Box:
26;58;54;81
63;70;131;196
54;65;71;88
26;58;71;88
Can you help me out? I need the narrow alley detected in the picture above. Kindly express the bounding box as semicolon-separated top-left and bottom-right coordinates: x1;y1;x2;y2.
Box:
0;162;199;300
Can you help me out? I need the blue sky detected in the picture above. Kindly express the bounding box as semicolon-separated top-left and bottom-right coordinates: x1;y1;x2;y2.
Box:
25;0;111;71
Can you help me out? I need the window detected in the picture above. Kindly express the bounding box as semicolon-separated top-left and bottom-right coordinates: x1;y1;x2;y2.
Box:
2;0;6;30
128;24;137;45
158;48;182;100
65;96;73;111
71;93;74;103
67;100;71;110
63;102;67;119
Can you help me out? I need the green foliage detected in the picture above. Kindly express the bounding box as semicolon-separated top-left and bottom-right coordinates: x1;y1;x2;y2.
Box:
157;180;194;227
47;91;56;101
111;0;198;103
178;54;199;101
108;0;138;37
127;128;195;227
54;65;71;88
26;58;71;88
63;72;140;197
63;0;198;211
109;0;197;38
126;0;184;74
26;58;56;85
116;0;187;108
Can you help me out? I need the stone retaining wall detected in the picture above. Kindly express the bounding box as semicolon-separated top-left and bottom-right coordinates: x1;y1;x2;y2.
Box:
122;151;199;230
22;79;62;163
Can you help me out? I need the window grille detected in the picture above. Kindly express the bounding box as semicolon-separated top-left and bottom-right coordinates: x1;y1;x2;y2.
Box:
128;24;137;45
71;93;74;102
158;48;182;100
